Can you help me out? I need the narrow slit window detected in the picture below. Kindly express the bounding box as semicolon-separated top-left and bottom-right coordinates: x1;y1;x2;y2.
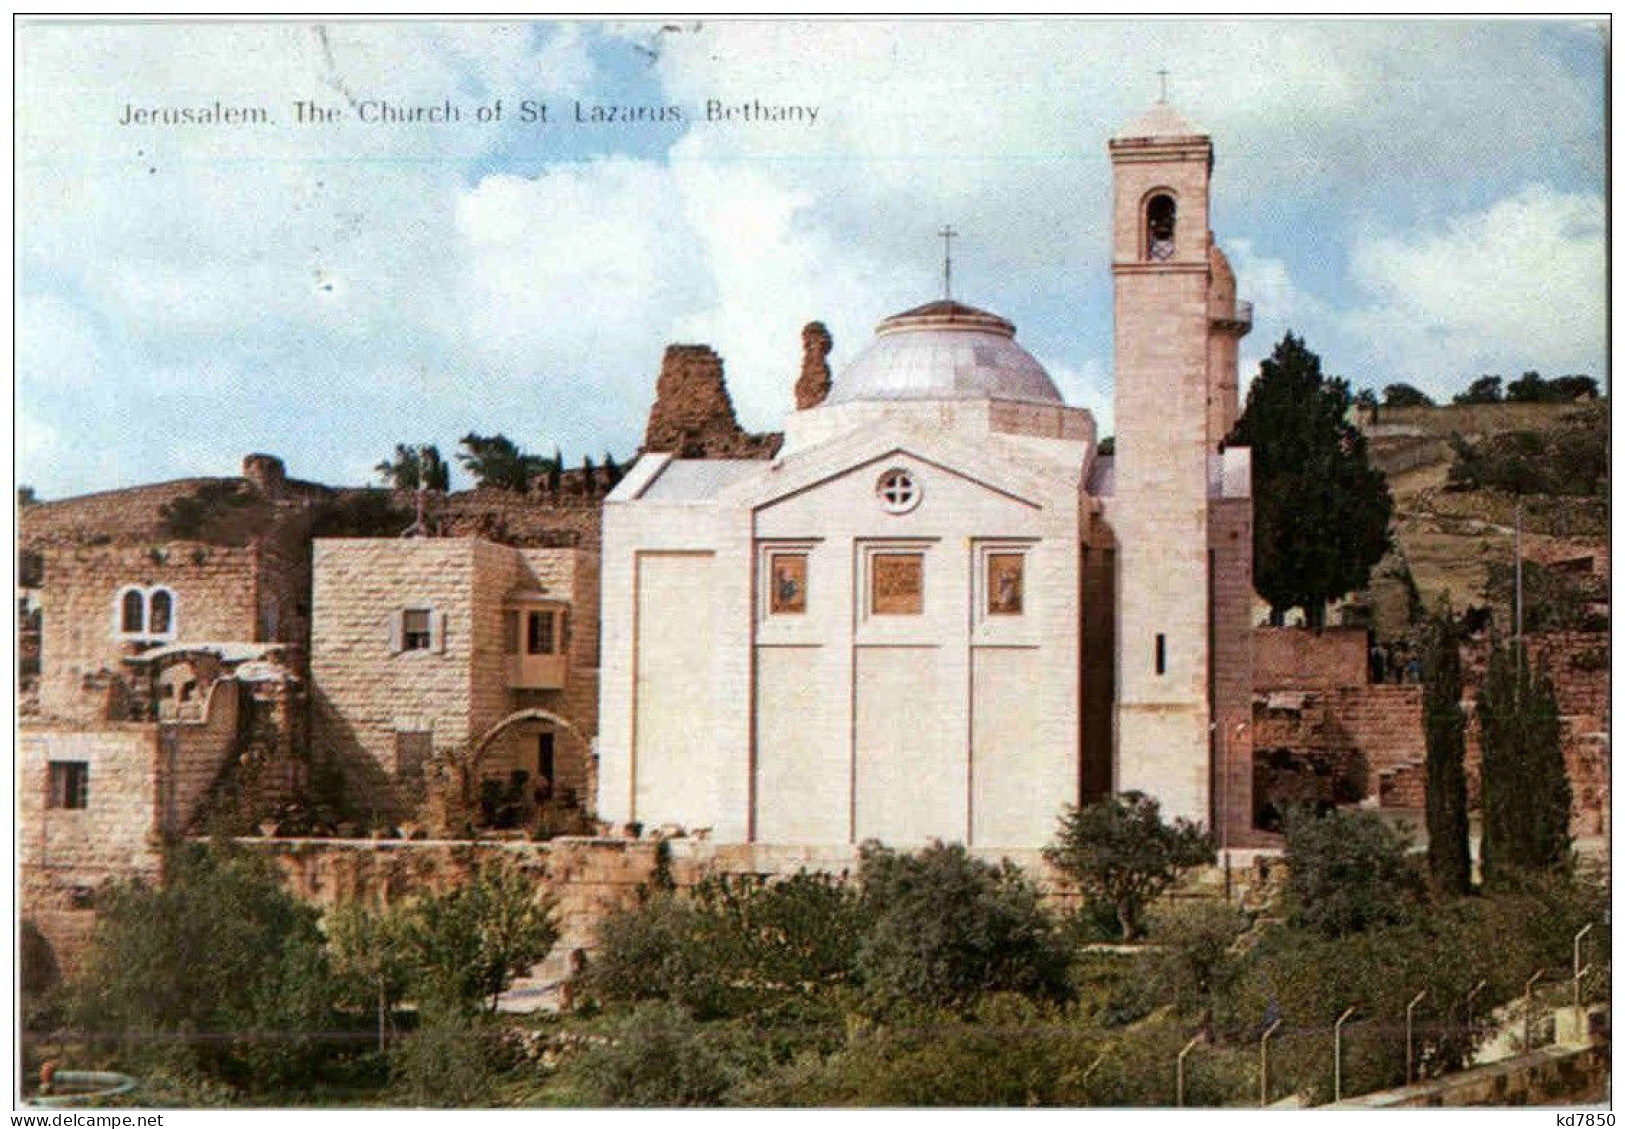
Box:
503;610;520;656
1155;633;1167;675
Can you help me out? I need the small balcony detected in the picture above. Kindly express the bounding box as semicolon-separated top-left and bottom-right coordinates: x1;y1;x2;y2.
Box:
504;597;569;691
1210;296;1253;333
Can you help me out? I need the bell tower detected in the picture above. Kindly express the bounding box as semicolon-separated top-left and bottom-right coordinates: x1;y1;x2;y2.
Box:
1108;101;1217;826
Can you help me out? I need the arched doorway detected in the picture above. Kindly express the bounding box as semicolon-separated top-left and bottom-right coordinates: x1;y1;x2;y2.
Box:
467;708;595;825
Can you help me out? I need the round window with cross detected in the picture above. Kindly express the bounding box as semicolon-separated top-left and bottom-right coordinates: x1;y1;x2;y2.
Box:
876;467;921;514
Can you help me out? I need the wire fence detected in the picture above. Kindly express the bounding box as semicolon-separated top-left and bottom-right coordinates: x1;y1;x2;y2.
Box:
24;925;1609;1108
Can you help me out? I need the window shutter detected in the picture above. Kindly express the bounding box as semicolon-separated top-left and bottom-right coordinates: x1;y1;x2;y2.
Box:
387;610;404;654
432;610;448;653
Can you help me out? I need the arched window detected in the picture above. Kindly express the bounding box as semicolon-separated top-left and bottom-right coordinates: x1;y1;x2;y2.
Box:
148;588;174;636
1146;194;1177;261
114;586;178;640
120;589;146;634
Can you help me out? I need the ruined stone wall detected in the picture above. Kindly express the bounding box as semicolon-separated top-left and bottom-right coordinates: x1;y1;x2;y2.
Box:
1253;627;1369;690
1253;628;1608;836
37;543;261;722
1460;633;1610;837
433;488;604;551
642;344;781;459
1252;686;1424;815
162;678;243;834
794;321;832;410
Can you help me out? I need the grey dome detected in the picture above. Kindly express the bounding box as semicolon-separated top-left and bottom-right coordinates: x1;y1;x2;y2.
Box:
826;300;1063;406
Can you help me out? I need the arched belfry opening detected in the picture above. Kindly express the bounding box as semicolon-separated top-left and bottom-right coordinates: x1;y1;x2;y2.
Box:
1146;193;1177;260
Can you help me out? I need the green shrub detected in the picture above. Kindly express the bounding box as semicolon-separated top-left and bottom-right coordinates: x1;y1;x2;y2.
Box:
72;841;344;1090
1281;806;1421;938
1147;900;1249;1025
1044;792;1213;940
388;1007;511;1108
584;894;731;1018
566;1002;768;1107
857;840;1071;1014
401;859;558;1016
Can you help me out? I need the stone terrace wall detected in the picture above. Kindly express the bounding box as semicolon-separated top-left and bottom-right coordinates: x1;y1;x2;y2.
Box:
1253;627;1368;690
1354;401;1582;439
249;837;663;986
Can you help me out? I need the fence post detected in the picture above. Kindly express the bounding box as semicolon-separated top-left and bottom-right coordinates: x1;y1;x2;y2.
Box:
1573;923;1594;1009
1259;1018;1283;1108
1406;990;1426;1084
1524;968;1545;1051
1176;1033;1201;1108
1334;1005;1357;1103
1465;978;1488;1037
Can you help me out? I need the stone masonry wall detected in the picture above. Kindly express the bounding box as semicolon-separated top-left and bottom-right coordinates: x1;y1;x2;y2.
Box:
19;722;164;885
310;539;482;822
1254;628;1608;836
37;542;262;722
163;678;243;834
1211;496;1258;847
1253;627;1368;689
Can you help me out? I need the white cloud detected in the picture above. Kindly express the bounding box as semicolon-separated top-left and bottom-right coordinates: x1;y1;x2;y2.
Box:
1339;185;1605;385
12;20;1606;496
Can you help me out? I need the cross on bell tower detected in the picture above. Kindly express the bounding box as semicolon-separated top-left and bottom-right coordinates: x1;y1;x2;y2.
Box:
938;224;957;300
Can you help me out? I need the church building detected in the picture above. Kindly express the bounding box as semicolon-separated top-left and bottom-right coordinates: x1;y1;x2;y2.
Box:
598;102;1258;852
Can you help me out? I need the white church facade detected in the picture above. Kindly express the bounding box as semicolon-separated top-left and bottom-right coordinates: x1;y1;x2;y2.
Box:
598;103;1259;851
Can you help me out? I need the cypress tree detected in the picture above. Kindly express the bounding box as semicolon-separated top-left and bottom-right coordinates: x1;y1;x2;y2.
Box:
1476;639;1571;888
1422;605;1471;896
1228;333;1394;626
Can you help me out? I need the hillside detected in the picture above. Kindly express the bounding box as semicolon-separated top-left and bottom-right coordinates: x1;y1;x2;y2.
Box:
1354;401;1608;640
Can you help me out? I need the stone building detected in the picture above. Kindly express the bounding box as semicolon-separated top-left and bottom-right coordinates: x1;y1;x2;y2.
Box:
21;453;317;724
18;455;316;962
598;102;1258;851
309;537;600;826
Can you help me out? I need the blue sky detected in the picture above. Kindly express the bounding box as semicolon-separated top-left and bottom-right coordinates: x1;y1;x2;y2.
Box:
15;19;1607;498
